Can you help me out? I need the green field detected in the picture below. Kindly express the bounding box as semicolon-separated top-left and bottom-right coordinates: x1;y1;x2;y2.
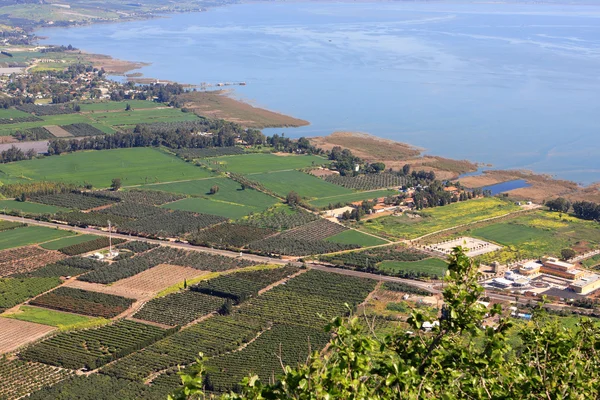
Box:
251;170;352;199
309;189;397;208
89;108;198;127
145;177;279;210
40;234;100;251
469;211;600;264
80;101;166;112
0;104;193;136
2;305;91;327
0;200;68;214
326;230;388;247
0;147;213;188
360;198;520;240
163;197;256;219
378;258;448;276
0;225;73;250
202;153;327;174
0;109;32;119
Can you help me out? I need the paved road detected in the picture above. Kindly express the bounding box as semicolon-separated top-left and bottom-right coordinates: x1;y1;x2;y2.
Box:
0;214;438;293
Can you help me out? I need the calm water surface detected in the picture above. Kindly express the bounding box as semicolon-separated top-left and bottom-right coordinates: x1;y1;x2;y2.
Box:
37;3;600;184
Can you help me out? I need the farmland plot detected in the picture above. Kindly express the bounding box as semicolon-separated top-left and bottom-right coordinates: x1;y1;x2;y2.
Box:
202;153;326;174
0;359;74;400
133;290;225;326
251;170;351;199
0;277;61;312
0;319;55;354
111;264;208;297
0;226;73;250
0;246;66;277
278;219;348;241
21;320;173;370
31;287;135;318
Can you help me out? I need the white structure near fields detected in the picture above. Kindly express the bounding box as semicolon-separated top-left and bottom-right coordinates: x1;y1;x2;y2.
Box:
427;237;502;257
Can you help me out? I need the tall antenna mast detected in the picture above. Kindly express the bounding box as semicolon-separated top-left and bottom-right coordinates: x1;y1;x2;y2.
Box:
108;220;112;254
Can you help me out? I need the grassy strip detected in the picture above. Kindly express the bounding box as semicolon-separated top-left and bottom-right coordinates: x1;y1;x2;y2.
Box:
2;305;92;327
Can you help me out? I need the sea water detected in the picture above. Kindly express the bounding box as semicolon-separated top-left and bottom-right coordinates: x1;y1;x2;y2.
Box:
37;2;600;184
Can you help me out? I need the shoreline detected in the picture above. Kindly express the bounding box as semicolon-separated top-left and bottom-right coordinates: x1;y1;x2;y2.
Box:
27;9;600;202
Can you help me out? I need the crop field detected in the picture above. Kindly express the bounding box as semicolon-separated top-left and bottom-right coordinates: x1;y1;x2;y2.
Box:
360;198;521;240
249;235;359;256
279;219;348;241
163;197;259;219
206;323;329;392
0;318;55;354
468;210;600;264
240;206;319;230
31;287;135;319
192;265;301;304
133;290;225;326
57;237;125;256
250;170;352;199
323;173;410;190
0;220;22;231
0;225;73;250
0;359;74;400
78;247;255;285
30;192;116;210
188;223;276;249
111;264;208;297
309;189;396;208
79;101;166;112
2;305;92;327
378;258;448;277
0;148;213;188
101;314;267;382
0;199;68;214
101;269;374;385
326;229;388;246
0;105;195;136
21;320;172;370
0;108;32;119
201;153;326;174
0;246;66;277
40;234;101;251
0;277;61;312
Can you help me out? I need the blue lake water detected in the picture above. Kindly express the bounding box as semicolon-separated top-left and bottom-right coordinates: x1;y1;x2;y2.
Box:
482;179;531;195
36;2;600;184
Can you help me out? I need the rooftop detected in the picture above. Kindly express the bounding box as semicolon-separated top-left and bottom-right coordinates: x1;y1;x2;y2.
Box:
571;274;600;288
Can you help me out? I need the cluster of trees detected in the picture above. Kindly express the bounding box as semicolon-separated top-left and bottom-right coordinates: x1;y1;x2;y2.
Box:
266;134;321;154
171;247;600;400
573;201;600;221
0;145;36;163
328;146;361;175
546;197;572;212
40;44;77;53
47;120;248;155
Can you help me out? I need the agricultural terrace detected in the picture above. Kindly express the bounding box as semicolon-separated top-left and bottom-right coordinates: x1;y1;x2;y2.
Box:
250;170;352;199
0;199;68;215
468;210;600;264
359;197;521;240
1;306;92;327
201;153;327;174
0;225;73;250
0;147;213;188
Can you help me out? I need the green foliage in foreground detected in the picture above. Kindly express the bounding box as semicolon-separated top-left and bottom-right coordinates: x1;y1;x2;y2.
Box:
171;247;600;399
